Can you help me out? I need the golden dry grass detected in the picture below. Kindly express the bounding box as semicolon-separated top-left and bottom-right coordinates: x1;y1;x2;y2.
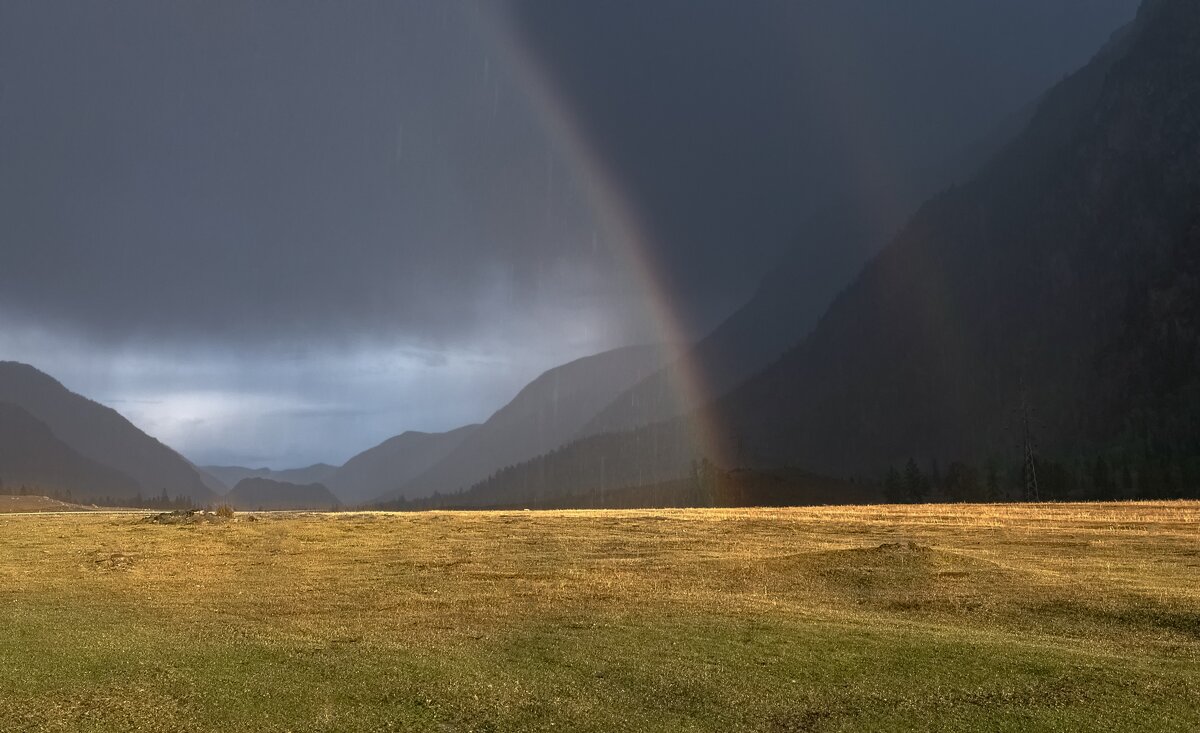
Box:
0;494;95;512
1;502;1198;731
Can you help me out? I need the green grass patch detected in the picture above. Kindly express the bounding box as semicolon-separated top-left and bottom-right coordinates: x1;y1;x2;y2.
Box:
1;504;1198;731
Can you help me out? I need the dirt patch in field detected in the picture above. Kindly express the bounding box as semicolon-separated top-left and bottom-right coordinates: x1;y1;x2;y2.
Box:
91;551;136;571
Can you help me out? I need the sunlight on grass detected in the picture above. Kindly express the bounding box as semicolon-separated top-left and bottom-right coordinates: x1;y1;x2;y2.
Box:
1;502;1197;731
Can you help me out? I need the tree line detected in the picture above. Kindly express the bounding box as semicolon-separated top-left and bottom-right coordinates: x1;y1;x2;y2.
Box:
0;481;200;510
881;452;1200;504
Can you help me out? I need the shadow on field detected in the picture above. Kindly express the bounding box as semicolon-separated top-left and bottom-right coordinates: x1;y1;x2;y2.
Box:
758;542;1020;614
1025;600;1200;641
719;541;1200;646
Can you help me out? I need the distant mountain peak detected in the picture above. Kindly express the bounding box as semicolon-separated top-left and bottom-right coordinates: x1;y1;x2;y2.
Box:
326;424;481;506
387;343;676;502
225;477;340;511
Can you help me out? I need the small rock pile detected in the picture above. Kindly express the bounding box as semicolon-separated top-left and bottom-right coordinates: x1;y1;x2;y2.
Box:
141;509;225;525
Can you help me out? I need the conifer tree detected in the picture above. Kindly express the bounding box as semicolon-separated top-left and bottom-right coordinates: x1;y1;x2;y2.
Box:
903;459;927;503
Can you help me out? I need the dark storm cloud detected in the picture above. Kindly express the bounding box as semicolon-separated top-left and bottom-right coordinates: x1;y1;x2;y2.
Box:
0;0;1140;347
504;0;1142;332
0;1;1141;465
0;1;630;348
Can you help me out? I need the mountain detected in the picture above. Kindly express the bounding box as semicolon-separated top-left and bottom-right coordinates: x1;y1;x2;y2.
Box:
273;463;340;485
0;402;141;499
200;466;265;488
578;105;1036;440
224;477;341;511
196;469;231;495
385;343;675;502
327;425;480;506
718;0;1196;483
201;463;340;491
435;0;1200;505
0;362;217;502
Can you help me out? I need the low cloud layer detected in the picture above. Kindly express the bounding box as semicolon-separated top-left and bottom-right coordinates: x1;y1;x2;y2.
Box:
0;316;590;467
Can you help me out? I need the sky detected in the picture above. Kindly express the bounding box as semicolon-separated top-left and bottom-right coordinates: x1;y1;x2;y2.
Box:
0;0;1139;467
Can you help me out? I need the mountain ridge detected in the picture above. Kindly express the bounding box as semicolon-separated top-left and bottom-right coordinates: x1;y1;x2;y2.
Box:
202;463;340;492
386;343;675;502
225;477;341;511
328;425;480;506
426;0;1200;506
0;402;142;499
0;361;217;502
716;0;1188;477
577;88;1041;441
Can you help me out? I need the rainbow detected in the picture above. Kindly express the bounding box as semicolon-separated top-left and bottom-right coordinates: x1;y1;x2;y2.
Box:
477;6;731;473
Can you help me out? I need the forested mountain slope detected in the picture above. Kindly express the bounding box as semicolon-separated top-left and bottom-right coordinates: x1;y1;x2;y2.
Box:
438;0;1200;506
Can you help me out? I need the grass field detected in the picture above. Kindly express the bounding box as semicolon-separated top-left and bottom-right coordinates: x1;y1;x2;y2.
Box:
0;495;98;513
1;502;1198;732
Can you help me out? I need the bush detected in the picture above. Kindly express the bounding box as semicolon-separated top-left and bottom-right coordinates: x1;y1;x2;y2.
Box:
215;504;235;519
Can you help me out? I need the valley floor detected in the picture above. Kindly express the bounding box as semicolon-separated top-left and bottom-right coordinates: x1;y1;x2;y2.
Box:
1;502;1198;732
0;495;98;513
